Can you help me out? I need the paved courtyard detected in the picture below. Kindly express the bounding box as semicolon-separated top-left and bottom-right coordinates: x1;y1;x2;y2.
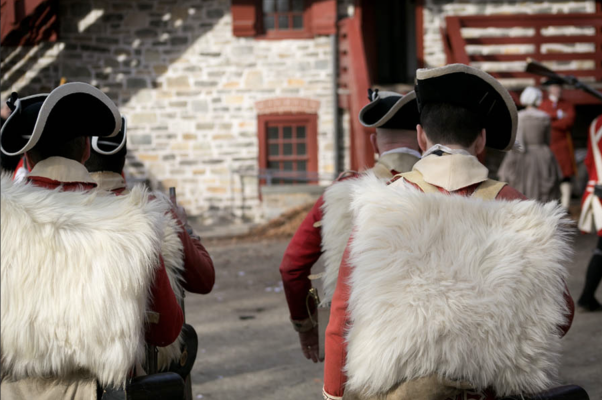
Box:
183;233;602;400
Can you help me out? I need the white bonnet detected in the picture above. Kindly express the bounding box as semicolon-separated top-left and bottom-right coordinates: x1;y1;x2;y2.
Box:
520;86;542;107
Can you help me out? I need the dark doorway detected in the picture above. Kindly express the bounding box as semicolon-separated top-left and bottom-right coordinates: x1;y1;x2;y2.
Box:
362;0;417;85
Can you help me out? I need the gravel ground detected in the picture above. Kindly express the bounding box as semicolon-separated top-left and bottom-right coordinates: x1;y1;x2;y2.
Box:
184;234;602;400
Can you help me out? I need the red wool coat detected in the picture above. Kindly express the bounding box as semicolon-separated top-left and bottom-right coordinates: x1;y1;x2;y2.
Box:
279;172;360;322
539;98;576;178
323;182;575;399
579;115;602;236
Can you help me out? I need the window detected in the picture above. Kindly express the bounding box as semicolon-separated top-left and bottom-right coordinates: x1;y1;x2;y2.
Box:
231;0;336;39
262;0;305;32
258;114;318;185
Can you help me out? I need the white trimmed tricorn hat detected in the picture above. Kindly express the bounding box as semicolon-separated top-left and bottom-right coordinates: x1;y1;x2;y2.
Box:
1;82;121;156
359;89;420;131
92;116;127;156
415;64;518;151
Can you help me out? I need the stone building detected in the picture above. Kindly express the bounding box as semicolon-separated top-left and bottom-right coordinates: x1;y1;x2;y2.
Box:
2;0;601;226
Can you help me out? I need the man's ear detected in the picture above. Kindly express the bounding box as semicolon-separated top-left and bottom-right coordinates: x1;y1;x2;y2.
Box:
369;133;379;155
475;128;486;155
417;124;428;153
82;137;91;164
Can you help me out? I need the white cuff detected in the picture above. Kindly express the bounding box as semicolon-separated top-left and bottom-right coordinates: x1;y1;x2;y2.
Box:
322;387;343;400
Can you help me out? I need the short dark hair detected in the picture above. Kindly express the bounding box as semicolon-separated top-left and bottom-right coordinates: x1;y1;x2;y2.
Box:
420;102;484;147
84;146;126;174
27;136;88;165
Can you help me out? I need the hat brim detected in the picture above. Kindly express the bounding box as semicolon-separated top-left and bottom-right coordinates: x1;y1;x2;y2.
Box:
359;91;419;130
416;64;518;151
1;83;121;156
92;116;127;156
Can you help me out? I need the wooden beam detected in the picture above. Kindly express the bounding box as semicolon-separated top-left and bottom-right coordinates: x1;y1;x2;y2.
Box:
446;17;471;65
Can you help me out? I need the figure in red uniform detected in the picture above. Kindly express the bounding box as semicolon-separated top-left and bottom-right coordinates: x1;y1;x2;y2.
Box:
0;84;183;399
280;90;421;363
323;65;575;400
85;116;216;371
539;78;576;209
577;115;602;312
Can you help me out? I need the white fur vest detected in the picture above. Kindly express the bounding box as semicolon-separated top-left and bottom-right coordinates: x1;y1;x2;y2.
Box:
344;173;572;397
320;162;405;305
0;175;171;388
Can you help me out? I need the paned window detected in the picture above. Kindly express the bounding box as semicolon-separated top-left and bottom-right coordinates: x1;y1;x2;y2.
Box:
231;0;337;40
262;0;305;32
258;114;318;185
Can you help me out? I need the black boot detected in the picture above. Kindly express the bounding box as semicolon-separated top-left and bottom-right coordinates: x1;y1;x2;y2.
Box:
577;250;602;312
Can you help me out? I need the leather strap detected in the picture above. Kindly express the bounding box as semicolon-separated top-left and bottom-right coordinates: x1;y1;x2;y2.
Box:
398;171;440;194
472;179;507;201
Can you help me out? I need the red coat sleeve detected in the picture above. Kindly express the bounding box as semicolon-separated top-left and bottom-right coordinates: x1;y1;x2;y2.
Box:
323;238;353;397
551;102;576;132
171;212;215;294
146;256;184;346
279;195;324;321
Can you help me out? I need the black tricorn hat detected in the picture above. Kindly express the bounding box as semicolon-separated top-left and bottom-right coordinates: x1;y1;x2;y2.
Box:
359;90;420;131
415;64;518;151
1;82;121;156
92;116;127;156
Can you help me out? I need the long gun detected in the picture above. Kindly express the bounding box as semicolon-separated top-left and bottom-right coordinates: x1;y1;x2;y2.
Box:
169;187;193;400
525;58;602;102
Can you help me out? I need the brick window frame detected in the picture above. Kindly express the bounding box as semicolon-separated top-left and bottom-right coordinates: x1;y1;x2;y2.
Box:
232;0;336;39
258;113;319;185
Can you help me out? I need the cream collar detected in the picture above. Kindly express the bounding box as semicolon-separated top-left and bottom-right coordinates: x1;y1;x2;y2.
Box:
28;157;96;184
412;151;489;192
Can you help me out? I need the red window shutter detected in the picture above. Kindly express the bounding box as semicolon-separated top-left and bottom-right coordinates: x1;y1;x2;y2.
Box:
310;0;336;36
1;0;58;46
231;0;259;37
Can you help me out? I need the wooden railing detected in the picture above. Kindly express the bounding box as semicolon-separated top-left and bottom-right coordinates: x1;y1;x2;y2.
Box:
442;13;602;104
338;17;373;170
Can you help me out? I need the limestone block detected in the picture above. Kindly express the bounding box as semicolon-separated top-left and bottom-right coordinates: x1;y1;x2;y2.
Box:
130;134;153;145
124;13;149;28
196;122;215;130
166;76;191;89
137;154;160;162
244;71;264;87
131;113;158;125
127;78;148;89
192;100;209;112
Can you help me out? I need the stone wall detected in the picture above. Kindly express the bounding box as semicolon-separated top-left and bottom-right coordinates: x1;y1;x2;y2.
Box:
1;0;336;225
422;0;597;86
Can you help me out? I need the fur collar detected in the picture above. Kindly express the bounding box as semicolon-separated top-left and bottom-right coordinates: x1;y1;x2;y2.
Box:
344;173;572;397
1;175;170;387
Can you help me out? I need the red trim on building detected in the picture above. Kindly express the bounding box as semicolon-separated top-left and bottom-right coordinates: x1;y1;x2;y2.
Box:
1;0;58;46
416;0;425;68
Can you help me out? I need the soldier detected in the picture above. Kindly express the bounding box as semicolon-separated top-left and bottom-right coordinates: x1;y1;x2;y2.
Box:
539;78;577;209
323;65;575;400
577;114;602;312
280;90;421;363
1;83;183;399
85;116;216;371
